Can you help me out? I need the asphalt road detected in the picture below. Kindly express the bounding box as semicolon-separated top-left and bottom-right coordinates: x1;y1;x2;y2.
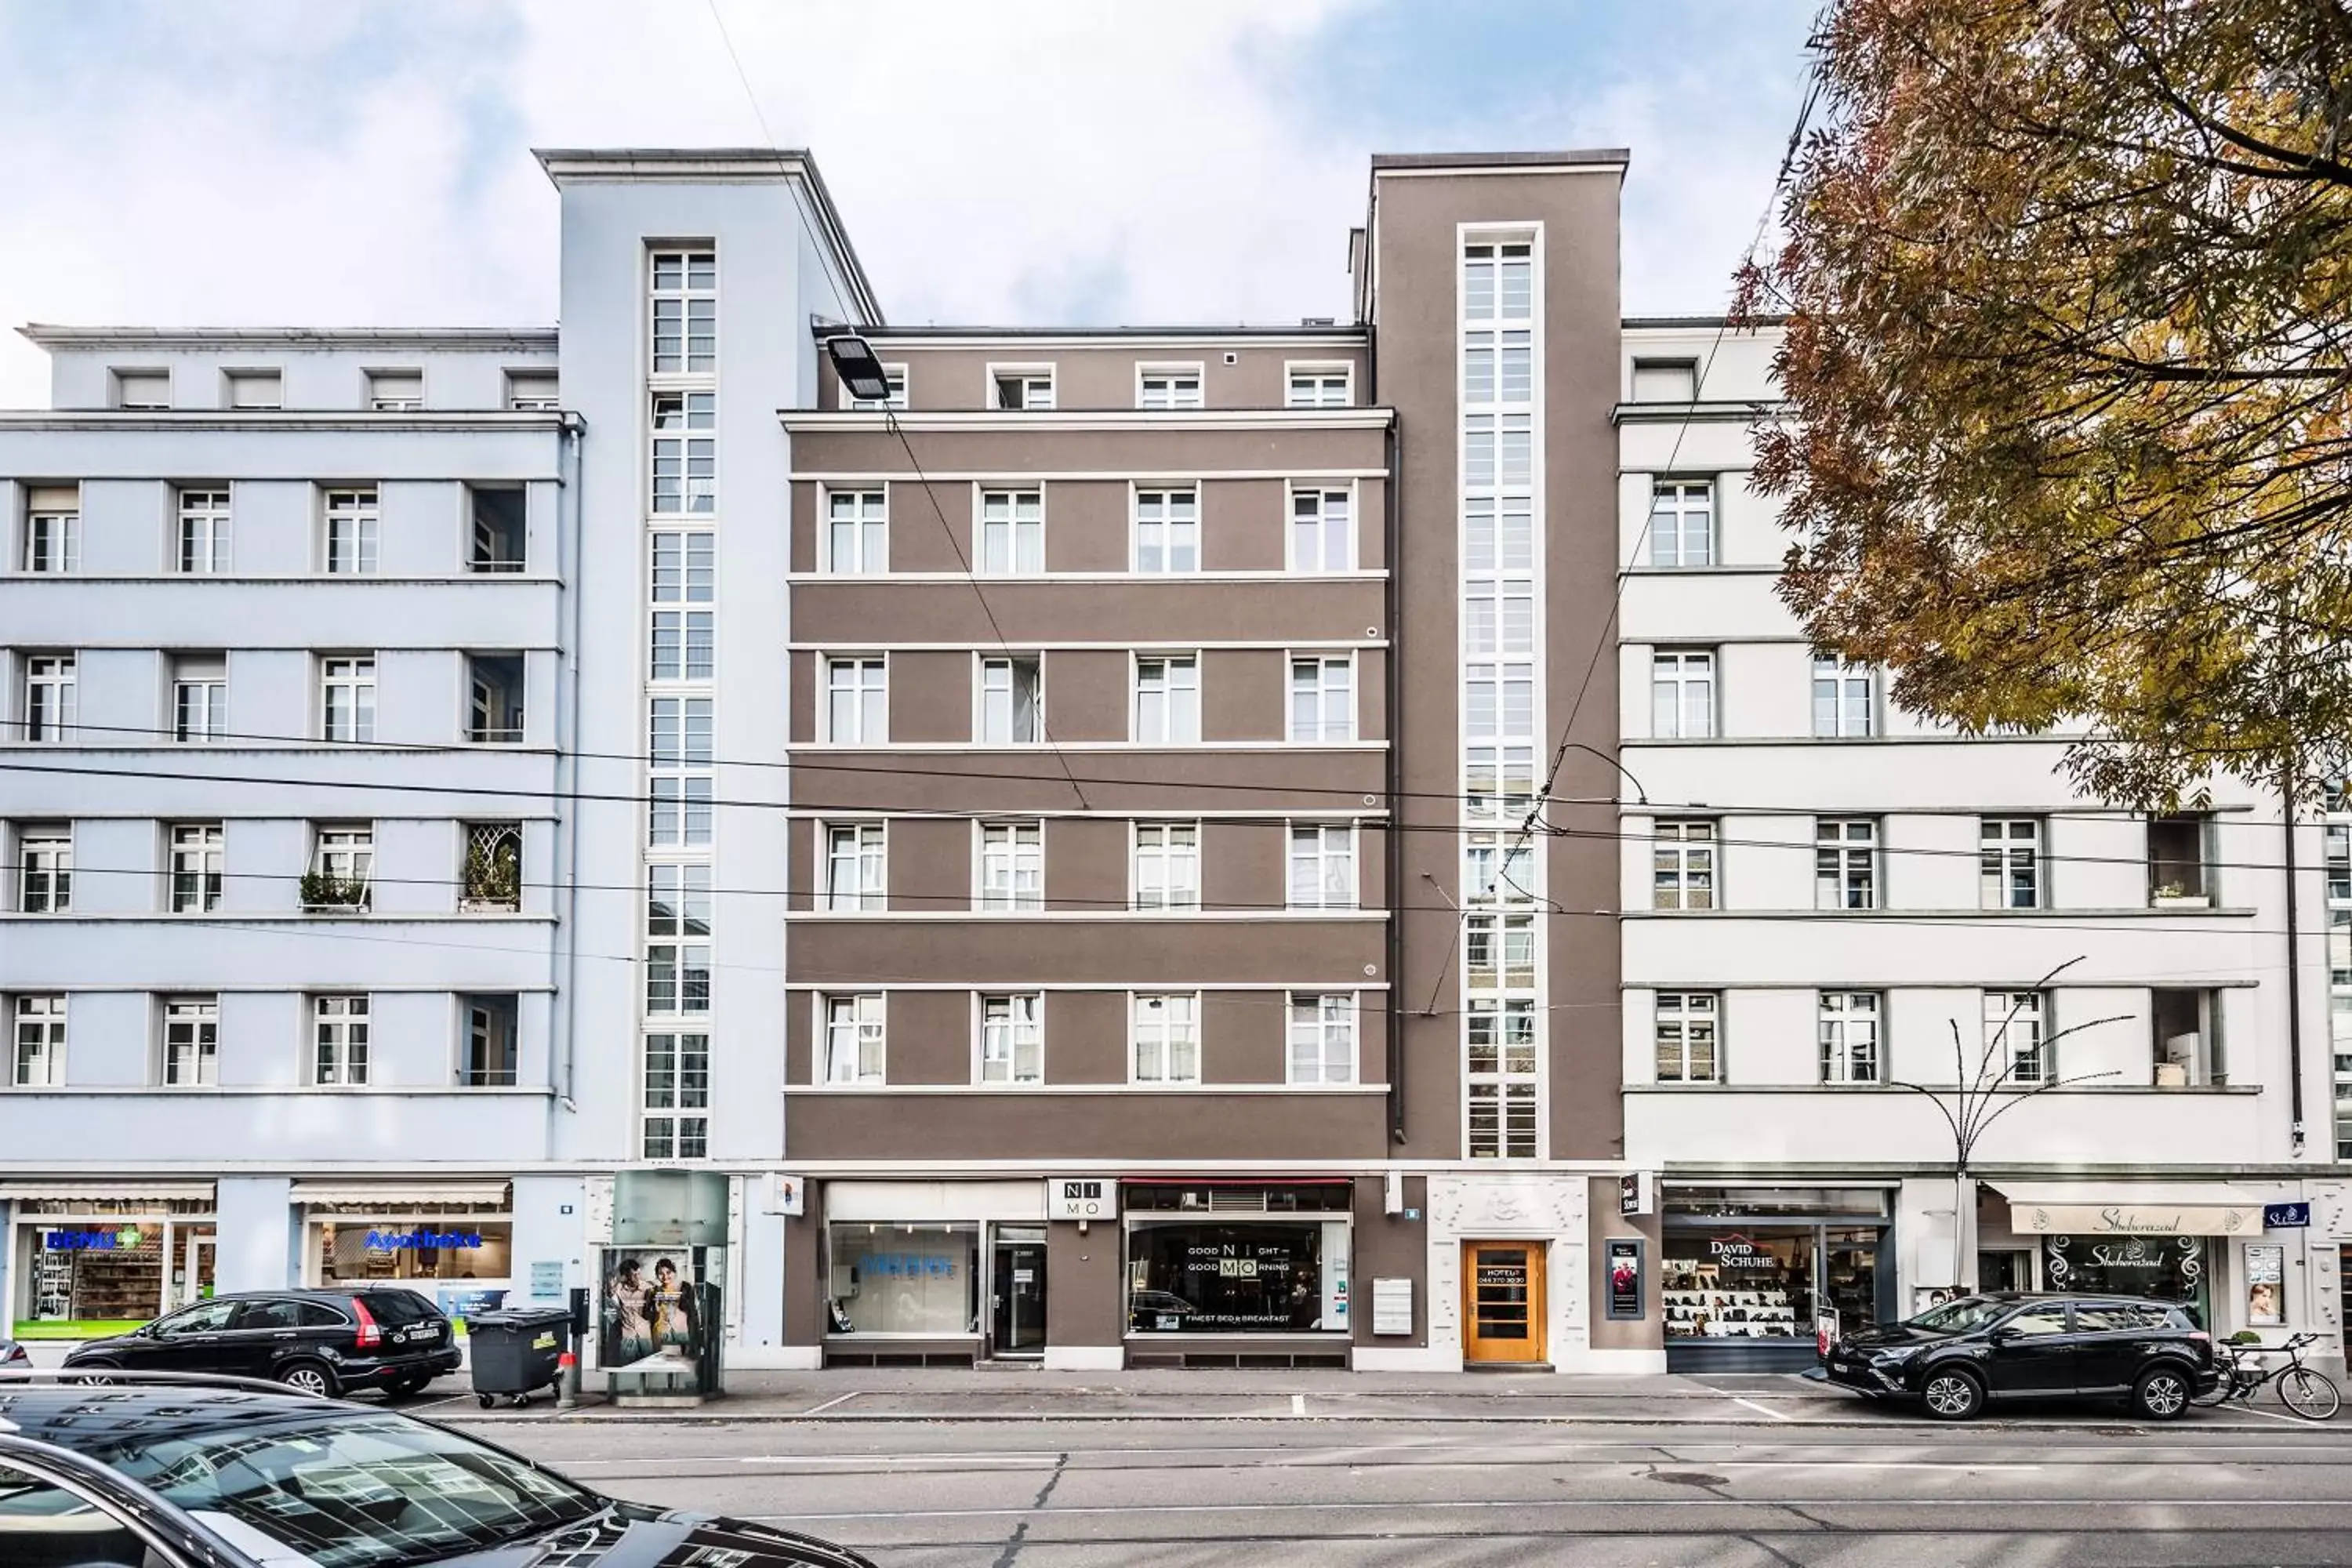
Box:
456;1395;2352;1567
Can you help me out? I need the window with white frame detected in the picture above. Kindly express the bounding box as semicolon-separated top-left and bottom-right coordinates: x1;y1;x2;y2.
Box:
1289;487;1353;572
20;655;76;743
169;823;223;914
162;996;219;1086
1462;412;1534;488
1138;368;1203;410
172;655;227;743
1465;495;1534;574
23;489;78;573
978;489;1043;575
1287;993;1356;1084
1815;818;1880;910
648;697;713;848
979;993;1044;1083
225;369;281;409
642;1031;710;1157
177;488;232;574
1289;655;1354;743
1818;990;1882;1083
462;996;521;1087
1986;989;2049;1084
1649;481;1714;568
1286;365;1352;408
652;532;717;603
321;489;379;575
1463;239;1534;322
505;370;559;411
1134;488;1199;573
1466;996;1537;1157
1653;818;1718;909
309;824;373;911
319;657;375;743
1463;829;1533;906
822;993;884;1083
1632;359;1699;401
646;865;711;1014
1465;743;1537;824
992;367;1054;411
1655;991;1721;1082
1134;655;1200;743
1131;993;1199;1083
1465;662;1534;747
1463;913;1537;991
16;828;69;913
1812;658;1877;737
313;995;368;1084
650;249;717;374
845;365;906;411
1651;650;1715;739
1980;818;2044;909
1464;582;1534;656
824;822;886;911
649;608;714;682
12;994;64;1087
650;391;717;514
114;370;169;410
1287;822;1356;909
978;655;1042;744
1133;822;1200;911
1464;327;1533;405
366;370;422;412
978;820;1044;912
824;656;887;743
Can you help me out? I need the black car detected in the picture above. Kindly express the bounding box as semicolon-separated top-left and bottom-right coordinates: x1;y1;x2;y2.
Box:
0;1377;873;1566
1824;1290;2219;1420
60;1288;461;1400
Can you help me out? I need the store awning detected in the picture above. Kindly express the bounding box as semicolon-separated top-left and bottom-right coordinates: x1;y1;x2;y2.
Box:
1991;1180;2268;1237
0;1181;215;1203
290;1180;510;1208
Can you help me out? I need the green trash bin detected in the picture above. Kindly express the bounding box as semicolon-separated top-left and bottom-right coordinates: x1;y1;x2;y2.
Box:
465;1307;570;1408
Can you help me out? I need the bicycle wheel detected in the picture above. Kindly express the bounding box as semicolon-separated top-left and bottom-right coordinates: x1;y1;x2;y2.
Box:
2281;1367;2340;1421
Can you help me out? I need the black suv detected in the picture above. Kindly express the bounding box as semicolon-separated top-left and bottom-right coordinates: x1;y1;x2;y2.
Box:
60;1288;459;1399
1825;1291;2218;1420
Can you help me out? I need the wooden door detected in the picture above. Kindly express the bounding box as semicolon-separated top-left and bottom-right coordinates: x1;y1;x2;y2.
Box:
1462;1242;1546;1363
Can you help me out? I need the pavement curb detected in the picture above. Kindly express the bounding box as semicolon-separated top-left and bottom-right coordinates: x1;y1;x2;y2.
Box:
435;1407;2242;1435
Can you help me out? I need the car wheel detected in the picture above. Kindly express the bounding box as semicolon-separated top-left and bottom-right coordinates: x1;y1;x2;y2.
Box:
1921;1367;1984;1421
2132;1366;2190;1421
278;1361;337;1399
69;1360;120;1386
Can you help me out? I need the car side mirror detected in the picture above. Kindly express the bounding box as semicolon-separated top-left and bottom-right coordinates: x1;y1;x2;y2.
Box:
1987;1326;2017;1344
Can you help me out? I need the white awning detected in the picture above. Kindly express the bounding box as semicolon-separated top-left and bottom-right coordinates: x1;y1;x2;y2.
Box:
291;1181;510;1208
1991;1180;2268;1237
0;1181;215;1203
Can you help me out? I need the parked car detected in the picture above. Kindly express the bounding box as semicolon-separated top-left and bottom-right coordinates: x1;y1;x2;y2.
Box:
1824;1290;2218;1420
59;1287;460;1400
0;1340;25;1369
0;1377;876;1566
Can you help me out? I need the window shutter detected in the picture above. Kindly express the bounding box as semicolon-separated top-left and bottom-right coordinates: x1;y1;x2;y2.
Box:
24;485;78;514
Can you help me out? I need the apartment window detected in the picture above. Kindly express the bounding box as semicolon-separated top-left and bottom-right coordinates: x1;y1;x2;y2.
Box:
114;369;169;410
467;653;527;743
649;610;714;682
1655;992;1721;1082
1286;365;1352;408
1134;488;1199;573
1632;359;1699;401
1986;990;2049;1085
1653;818;1718;910
1463;240;1534;322
642;1032;710;1157
321;488;379;575
992;367;1054;411
314;995;369;1085
1649;481;1714;568
1463;328;1533;405
1138;368;1203;410
504;370;559;411
1465;584;1535;659
1289;487;1353;572
978;489;1044;575
823;994;884;1084
172;656;227;743
652;531;716;605
1464;913;1537;991
23;489;78;572
1131;993;1199;1083
1818;991;1882;1083
1287;823;1356;910
1465;743;1537;824
1133;822;1200;911
978;821;1044;912
648;697;713;848
366;370;423;411
1815;818;1880;910
824;656;887;743
16;829;69;913
169;823;223;914
1980;818;2044;909
649;249;717;374
647;865;712;1014
978;656;1042;744
845;365;906;411
225;369;282;410
1651;650;1715;739
175;488;233;574
1465;495;1534;573
2154;987;2227;1087
12;995;64;1087
1465;667;1534;750
1134;655;1200;744
469;487;526;572
1289;656;1354;743
307;825;373;912
461;995;519;1086
648;863;711;937
980;993;1044;1083
2149;813;2213;903
1464;829;1533;906
1812;659;1877;738
1463;412;1533;487
162;997;219;1086
824;823;887;911
1466;996;1537;1159
825;492;886;574
1287;993;1356;1085
650;391;717;514
644;930;712;1017
18;655;75;745
319;657;376;743
460;822;523;913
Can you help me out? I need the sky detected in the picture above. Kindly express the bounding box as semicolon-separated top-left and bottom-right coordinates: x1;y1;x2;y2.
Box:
0;0;1816;405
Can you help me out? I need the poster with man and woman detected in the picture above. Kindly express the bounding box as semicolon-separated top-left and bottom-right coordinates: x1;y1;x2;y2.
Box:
599;1250;703;1368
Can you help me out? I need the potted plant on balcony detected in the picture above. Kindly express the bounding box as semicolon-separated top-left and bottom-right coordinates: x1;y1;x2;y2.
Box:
2151;880;2211;909
299;870;369;913
460;833;522;913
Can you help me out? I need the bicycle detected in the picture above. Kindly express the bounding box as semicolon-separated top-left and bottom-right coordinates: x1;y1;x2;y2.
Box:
2191;1330;2341;1419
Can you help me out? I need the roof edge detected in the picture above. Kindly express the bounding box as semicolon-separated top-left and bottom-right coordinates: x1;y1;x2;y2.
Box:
1371;149;1630;172
18;325;557;353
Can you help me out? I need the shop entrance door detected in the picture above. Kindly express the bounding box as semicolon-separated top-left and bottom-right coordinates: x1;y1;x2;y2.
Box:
1462;1243;1546;1364
177;1233;216;1308
990;1229;1047;1358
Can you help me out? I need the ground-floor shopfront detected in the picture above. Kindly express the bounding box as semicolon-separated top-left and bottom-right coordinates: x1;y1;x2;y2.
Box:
1660;1183;1897;1372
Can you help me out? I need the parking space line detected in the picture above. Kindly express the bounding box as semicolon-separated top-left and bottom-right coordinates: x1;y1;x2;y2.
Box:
799;1391;862;1416
2220;1402;2326;1426
1729;1396;1790;1421
1291;1394;1308;1417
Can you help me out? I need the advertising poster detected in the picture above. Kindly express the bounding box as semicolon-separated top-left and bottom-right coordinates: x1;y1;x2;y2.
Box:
599;1247;708;1370
2245;1243;2285;1327
1604;1237;1644;1320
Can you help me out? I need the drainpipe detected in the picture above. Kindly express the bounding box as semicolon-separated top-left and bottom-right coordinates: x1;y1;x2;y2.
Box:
2285;775;2308;1156
553;413;587;1120
1383;416;1405;1146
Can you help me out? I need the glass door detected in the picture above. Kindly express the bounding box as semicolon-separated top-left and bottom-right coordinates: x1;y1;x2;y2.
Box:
1818;1226;1885;1337
176;1232;216;1308
990;1226;1047;1358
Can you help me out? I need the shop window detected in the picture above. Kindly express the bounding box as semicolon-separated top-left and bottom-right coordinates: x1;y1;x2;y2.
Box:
2044;1233;2210;1327
317;1216;514;1285
826;1222;978;1335
1127;1221;1338;1333
1662;1225;1882;1342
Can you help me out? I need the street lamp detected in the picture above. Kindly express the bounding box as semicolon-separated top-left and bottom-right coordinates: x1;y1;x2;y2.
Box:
824;332;894;405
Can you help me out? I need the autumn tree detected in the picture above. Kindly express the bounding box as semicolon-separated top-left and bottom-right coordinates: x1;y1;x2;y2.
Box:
1742;0;2352;804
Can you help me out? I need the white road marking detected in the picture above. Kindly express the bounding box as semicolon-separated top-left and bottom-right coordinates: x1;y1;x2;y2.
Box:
746;1496;2352;1523
1730;1397;1790;1421
798;1391;862;1416
2223;1401;2328;1425
1291;1393;1307;1417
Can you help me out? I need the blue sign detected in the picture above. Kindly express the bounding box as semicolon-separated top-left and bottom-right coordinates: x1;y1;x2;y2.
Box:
2264;1202;2311;1230
862;1254;956;1279
42;1229;142;1251
365;1229;483;1251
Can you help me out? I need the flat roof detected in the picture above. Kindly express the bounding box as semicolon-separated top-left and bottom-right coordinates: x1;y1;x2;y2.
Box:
1370;149;1630;172
815;324;1365;344
19;325;557;352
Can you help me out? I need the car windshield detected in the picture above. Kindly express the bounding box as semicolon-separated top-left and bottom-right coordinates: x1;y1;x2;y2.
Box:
1906;1296;2017;1334
95;1406;605;1567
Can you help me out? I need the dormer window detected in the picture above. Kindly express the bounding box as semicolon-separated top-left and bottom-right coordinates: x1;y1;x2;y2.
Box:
367;369;423;411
